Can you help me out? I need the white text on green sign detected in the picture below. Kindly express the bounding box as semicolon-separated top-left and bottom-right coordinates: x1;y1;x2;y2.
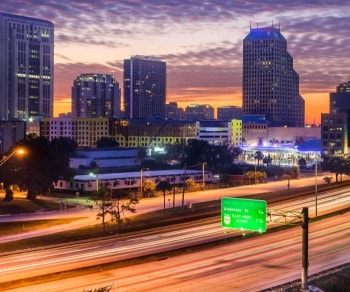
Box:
221;197;267;232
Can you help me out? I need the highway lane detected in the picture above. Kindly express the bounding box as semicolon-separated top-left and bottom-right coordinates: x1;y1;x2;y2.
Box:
5;211;350;291
1;186;350;288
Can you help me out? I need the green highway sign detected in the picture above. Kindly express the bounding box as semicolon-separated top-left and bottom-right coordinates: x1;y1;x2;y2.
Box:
221;197;267;232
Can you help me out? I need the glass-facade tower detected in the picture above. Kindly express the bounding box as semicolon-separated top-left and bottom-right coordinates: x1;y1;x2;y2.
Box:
124;56;166;119
243;25;305;127
0;13;54;121
72;73;121;118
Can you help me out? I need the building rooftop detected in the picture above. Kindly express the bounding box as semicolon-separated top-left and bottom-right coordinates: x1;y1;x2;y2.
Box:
244;26;286;41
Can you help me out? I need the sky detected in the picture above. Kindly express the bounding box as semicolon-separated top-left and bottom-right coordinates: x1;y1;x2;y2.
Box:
1;1;350;124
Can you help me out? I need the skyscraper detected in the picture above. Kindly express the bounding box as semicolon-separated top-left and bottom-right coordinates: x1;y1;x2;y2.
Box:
72;73;121;118
0;13;54;121
330;81;350;114
242;25;305;127
321;81;350;156
124;56;166;119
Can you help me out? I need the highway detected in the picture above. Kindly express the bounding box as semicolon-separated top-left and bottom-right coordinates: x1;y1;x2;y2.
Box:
6;212;348;292
1;184;350;291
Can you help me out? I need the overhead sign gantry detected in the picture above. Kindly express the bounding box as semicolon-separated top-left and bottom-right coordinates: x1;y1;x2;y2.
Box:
221;197;267;232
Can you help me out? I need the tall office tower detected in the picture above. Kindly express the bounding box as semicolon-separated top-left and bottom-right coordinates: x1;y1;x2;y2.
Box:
330;81;350;113
72;73;121;118
0;13;54;121
242;25;305;127
124;56;166;119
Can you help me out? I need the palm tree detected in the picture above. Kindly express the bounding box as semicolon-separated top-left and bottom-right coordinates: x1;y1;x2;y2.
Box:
254;151;264;167
156;180;172;212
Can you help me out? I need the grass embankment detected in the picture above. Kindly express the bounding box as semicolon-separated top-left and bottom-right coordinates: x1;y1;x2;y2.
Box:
0;197;65;215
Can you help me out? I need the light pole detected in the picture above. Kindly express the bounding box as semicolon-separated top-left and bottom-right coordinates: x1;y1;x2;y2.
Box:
315;155;318;217
182;163;187;207
140;168;149;198
254;159;257;184
202;162;206;189
140;168;143;198
96;162;99;194
89;162;99;194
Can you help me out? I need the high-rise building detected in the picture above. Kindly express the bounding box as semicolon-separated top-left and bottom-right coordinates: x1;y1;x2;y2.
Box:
165;102;184;120
242;25;305;127
72;73;121;118
321;81;350;156
217;106;242;120
123;56;166;119
0;13;54;121
330;81;350;114
184;104;214;121
321;113;348;156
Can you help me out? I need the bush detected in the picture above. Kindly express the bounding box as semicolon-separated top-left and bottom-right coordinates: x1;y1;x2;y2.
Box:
323;176;333;184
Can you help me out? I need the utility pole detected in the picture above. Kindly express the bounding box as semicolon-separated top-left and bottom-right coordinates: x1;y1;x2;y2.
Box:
315;156;318;217
173;175;176;208
202;162;206;189
301;207;309;291
182;164;186;207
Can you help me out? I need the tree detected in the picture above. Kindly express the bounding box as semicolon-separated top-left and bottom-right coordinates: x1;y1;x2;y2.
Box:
96;137;119;148
231;146;243;160
263;155;273;168
13;136;72;200
89;188;139;232
184;139;210;166
50;137;77;155
321;156;350;182
142;179;155;198
185;179;200;192
254;151;264;167
156;180;172;212
111;189;138;231
298;158;307;169
137;148;147;168
89;187;114;232
244;170;266;184
184;139;235;173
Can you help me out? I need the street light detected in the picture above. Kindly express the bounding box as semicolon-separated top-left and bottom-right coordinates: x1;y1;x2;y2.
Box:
202;162;206;189
0;148;26;196
0;148;26;167
90;161;99;194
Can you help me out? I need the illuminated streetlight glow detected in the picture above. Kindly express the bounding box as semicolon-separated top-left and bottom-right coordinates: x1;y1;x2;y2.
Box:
0;147;26;167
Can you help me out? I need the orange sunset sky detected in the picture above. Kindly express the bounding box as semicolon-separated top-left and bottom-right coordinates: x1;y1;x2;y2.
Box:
3;1;348;125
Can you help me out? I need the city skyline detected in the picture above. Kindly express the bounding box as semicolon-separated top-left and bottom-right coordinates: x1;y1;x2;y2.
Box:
1;1;349;124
